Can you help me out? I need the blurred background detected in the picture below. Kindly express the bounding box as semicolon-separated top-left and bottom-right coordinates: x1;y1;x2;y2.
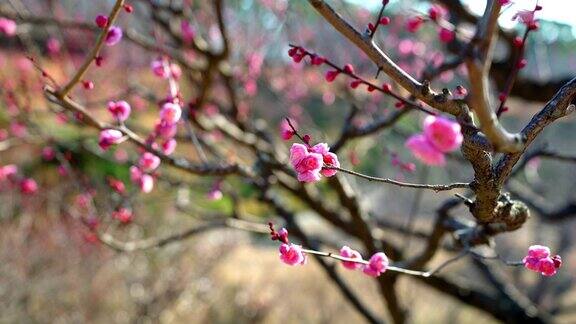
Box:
1;0;576;323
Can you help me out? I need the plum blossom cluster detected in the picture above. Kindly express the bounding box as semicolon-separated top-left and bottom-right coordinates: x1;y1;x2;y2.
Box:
523;245;562;277
290;143;339;182
0;164;37;195
282;118;340;182
405;115;463;166
270;224;389;277
96;59;183;193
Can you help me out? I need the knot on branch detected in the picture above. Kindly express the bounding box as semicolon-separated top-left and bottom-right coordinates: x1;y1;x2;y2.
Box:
489;196;530;232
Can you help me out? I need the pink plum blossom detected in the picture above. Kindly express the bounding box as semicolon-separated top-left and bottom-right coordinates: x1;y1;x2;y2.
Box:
290;143;323;182
107;100;131;122
160;102;182;124
138;152;161;172
105;26;122;46
405;134;446;166
523;245;561;276
151;58;169;78
161;139;177;155
339;246;363;270
309;143;340;177
362;252;389;277
207;188;223;200
279;243;307;266
422;116;463;153
406;16;424;33
98;129;123;150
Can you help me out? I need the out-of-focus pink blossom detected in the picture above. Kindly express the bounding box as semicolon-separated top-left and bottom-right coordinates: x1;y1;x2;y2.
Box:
139;174;154;193
362;252;389;277
112;208;133;224
290;143;323;182
406;16;424;33
138;152;161;172
280;119;296;140
160;102;182;124
279;243;307;266
423;116;463;153
0;18;17;36
181;20;195;43
46;37;61;55
107;100;131;122
98;129;123;150
405;134;446;166
20;178;38;195
161;139;177;155
207;188;223;200
155;120;178;139
339;246;363;270
42;147;56;161
438;27;455;43
105;26;123;46
151;58;169;78
512;10;536;27
0;164;18;181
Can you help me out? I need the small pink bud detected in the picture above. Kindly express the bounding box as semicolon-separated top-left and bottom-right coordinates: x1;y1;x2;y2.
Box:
343;64;354;74
311;55;326;65
382;83;392;93
439;27;455;43
517;58;527;69
513;36;524;48
82;80;94;90
123;4;133;13
350;80;362;89
95;15;108;28
325;70;340;82
406;16;424;33
379;17;391;25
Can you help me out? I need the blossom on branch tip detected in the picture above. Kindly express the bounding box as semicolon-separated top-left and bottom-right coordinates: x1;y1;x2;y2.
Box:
523;245;561;276
279;243;306;266
98;129;123;151
362;252;389;277
105;26;123;46
339;246;363;270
